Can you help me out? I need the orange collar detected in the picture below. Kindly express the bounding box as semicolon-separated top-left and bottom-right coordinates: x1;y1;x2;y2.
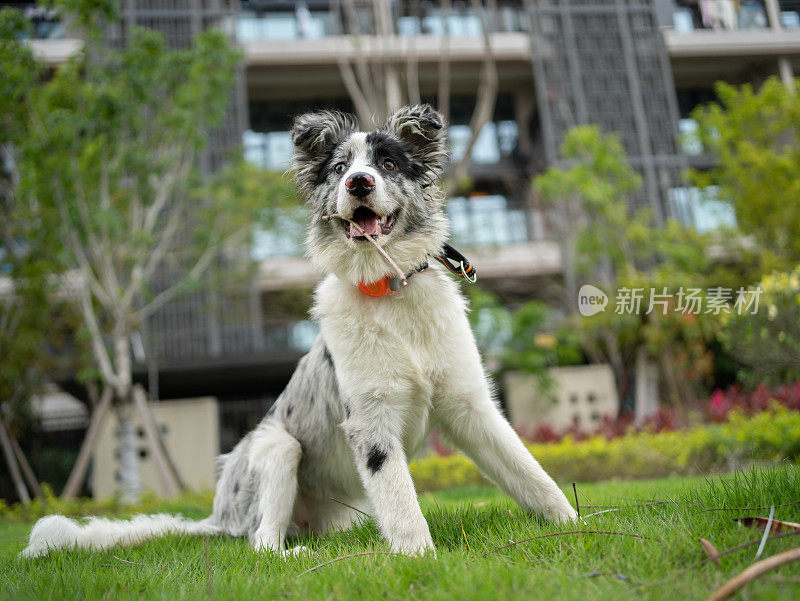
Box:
358;275;398;297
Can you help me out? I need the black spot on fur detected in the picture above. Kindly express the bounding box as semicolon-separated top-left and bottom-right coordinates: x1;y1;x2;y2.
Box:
366;445;388;474
286;405;293;417
345;404;351;418
315;144;351;185
365;132;423;179
233;481;240;495
323;344;335;368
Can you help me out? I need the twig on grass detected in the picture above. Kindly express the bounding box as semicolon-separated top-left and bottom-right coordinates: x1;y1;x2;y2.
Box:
699;500;800;513
582;508;621;519
297;551;396;576
579;501;670;509
322;214;407;286
576;488;599;513
707;547;800;601
113;555;148;566
481;530;655;558
660;531;800;580
573;483;580;519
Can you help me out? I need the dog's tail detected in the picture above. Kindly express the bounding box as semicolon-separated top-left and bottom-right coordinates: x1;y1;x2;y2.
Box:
19;513;220;559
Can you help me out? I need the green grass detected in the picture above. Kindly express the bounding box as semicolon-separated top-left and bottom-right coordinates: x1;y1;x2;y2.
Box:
2;466;800;601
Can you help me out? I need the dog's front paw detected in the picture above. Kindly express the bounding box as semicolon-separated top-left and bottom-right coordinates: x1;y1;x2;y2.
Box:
544;501;579;525
282;545;311;558
389;532;436;558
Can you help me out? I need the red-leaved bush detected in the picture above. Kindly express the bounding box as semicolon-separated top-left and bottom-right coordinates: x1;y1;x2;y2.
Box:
509;382;800;447
706;382;800;422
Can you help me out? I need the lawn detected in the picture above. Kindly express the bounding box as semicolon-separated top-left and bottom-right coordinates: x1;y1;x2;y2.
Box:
1;466;799;601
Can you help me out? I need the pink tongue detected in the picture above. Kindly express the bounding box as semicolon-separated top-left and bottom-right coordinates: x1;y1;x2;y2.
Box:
351;215;380;237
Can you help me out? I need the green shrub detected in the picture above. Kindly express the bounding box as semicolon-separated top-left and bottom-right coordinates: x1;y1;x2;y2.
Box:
3;407;798;518
0;484;214;522
410;405;800;491
720;267;800;386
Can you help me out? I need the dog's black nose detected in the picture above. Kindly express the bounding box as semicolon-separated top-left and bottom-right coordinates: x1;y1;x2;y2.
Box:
345;172;376;198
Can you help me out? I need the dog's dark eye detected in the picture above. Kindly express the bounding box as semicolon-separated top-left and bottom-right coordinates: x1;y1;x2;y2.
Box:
382;160;396;171
334;163;346;175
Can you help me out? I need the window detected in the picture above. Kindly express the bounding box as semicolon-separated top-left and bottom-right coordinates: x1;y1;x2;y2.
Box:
243;130;293;172
669;186;737;233
448;120;519;165
678;119;703;156
237;10;331;41
447;195;529;247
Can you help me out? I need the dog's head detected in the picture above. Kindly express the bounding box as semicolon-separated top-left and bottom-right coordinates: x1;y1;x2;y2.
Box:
291;105;449;285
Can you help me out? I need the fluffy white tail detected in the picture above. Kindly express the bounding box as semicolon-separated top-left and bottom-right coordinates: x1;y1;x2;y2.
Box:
19;513;219;559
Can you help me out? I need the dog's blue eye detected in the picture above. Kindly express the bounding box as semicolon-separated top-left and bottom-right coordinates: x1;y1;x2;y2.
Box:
334;163;346;175
382;160;396;171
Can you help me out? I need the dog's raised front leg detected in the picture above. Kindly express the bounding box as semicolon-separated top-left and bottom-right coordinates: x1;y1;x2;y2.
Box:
341;402;434;556
434;368;578;524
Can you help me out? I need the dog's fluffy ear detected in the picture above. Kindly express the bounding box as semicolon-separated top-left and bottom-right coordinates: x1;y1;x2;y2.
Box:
291;110;356;195
383;104;448;177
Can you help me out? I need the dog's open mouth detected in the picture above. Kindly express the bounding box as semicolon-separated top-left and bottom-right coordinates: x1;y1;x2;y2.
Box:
344;206;398;240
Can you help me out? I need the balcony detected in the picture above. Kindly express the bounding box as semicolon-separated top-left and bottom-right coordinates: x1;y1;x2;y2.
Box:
236;4;530;41
664;0;800;58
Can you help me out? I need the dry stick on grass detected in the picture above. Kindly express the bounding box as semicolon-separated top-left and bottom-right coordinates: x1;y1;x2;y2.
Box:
572;483;580;519
636;531;800;592
579;501;671;510
668;531;800;579
583;508;621;519
699;500;800;513
576;488;599;513
481;530;655;558
707;547;800;601
322;214;407;286
113;555;148;566
298;551;397;576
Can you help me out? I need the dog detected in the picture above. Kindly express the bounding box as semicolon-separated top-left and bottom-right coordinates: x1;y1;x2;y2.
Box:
21;104;577;559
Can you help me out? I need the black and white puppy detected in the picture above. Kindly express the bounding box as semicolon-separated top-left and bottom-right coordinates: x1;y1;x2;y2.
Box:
21;105;576;559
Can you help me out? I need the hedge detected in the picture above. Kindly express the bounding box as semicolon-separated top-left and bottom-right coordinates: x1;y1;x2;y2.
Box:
3;406;797;520
410;404;800;491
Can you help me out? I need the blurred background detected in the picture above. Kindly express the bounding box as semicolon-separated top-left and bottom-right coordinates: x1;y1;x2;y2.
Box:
1;0;799;504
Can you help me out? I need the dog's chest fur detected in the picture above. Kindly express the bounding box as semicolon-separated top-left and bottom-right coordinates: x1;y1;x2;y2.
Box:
313;267;467;454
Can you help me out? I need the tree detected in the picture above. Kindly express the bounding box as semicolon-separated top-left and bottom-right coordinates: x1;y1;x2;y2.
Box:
332;0;498;195
1;4;283;501
690;77;800;272
534;126;732;413
0;7;56;504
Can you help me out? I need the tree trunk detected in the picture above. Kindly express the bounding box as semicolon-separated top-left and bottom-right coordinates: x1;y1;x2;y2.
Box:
116;400;141;503
62;386;113;498
9;427;43;499
0;416;30;504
